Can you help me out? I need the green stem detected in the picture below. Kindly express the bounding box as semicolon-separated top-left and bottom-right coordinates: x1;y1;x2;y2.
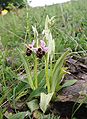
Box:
35;57;38;89
45;58;50;93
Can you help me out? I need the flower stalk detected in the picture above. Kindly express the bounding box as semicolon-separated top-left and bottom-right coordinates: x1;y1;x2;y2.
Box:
34;57;38;89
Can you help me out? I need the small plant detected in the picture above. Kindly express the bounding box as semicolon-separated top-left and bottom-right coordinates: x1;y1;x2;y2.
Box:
18;15;77;115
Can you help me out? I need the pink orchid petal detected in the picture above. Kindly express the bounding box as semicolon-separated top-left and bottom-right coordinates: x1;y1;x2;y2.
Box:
40;40;46;48
40;40;48;53
29;40;35;49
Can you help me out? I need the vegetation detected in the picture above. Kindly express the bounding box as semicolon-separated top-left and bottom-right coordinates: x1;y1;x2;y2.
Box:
0;0;87;118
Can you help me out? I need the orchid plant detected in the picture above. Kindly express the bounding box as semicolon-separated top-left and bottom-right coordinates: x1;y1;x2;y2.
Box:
18;15;77;114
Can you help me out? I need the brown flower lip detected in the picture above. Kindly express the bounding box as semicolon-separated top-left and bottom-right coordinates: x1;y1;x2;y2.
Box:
36;48;45;59
26;48;32;56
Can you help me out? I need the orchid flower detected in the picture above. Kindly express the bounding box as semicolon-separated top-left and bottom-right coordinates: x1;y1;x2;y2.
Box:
26;40;35;56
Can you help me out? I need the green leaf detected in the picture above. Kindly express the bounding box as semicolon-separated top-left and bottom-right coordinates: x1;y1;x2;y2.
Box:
9;112;29;119
27;99;39;112
56;67;68;92
0;112;3;119
17;49;35;90
62;80;77;88
29;87;47;100
15;82;28;94
40;92;53;113
37;70;45;87
51;50;69;92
